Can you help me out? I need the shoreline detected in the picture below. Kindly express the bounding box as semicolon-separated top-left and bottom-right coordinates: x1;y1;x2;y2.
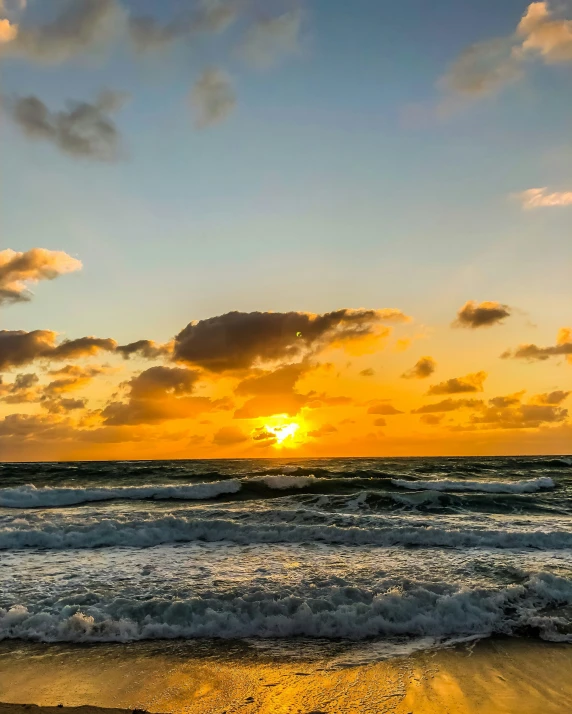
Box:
1;638;571;713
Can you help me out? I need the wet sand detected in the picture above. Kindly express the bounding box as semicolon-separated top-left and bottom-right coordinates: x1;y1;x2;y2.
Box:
0;638;571;714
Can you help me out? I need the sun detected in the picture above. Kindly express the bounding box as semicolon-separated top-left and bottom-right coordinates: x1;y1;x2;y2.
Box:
264;421;300;447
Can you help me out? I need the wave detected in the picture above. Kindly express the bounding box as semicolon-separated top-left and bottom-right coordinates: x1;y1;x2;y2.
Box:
3;511;572;550
0;480;241;509
1;572;570;643
391;477;555;494
248;474;320;490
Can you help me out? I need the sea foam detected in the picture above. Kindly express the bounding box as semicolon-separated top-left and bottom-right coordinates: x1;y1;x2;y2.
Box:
391;477;555;494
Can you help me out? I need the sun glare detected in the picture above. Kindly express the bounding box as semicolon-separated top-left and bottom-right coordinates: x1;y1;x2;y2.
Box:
265;422;300;446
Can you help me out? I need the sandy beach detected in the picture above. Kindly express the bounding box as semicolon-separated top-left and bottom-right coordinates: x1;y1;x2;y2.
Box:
0;638;571;714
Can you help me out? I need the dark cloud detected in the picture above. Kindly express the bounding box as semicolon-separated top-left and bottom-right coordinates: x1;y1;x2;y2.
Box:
367;403;404;415
191;67;236;128
116;340;171;360
372;417;386;427
50;336;117;360
468;403;568;430
0;330;58;370
359;368;375;377
43;397;87;415
502;328;572;362
401;356;436;379
420;414;443;425
212;425;249;446
174;309;410;373
0;413;72;441
0;330;119;370
1;0;124;64
531;391;570;406
453;301;511;328
101;366;226;426
5;90;129;160
0;248;82;306
251;426;277;443
427;371;487;395
412;398;485;414
489;392;525;408
308;423;338;438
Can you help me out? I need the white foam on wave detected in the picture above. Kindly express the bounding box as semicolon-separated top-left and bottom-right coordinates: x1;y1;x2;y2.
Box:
1;572;570;643
3;511;572;550
0;480;241;509
250;474;318;490
391;477;555;494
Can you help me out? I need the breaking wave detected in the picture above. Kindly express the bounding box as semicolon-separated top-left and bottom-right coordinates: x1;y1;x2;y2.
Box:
391;477;555;494
1;572;571;643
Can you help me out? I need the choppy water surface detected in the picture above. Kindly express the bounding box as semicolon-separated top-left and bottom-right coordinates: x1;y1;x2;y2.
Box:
1;456;571;656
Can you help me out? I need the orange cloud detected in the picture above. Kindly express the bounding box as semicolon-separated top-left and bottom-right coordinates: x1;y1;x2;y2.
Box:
427;371;487;395
502;327;572;362
0;248;82;306
401;356;436;379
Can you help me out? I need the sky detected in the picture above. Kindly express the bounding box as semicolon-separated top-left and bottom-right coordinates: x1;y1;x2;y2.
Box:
0;0;571;461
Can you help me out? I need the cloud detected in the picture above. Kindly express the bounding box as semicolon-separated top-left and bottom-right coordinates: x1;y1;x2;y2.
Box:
440;36;522;98
239;8;303;68
514;187;572;209
502;327;572;363
307;423;338;438
233;364;309;419
128;1;238;52
366;403;404;415
531;390;570;405
43;364;107;396
489;391;526;408
43;397;87;414
420;414;443;426
359;368;375;377
101;366;225;426
401;356;436;379
116;340;171;360
439;2;572;103
4;90;129;160
191;67;236;128
1;0;124;64
0;17;17;43
0;248;82;306
0;330;116;370
0;413;72;441
427;371;487;395
453;301;511;329
517;1;572;63
0;372;40;404
212;425;249;446
173;308;410;372
372;418;386;427
469;403;568;430
412;398;485;414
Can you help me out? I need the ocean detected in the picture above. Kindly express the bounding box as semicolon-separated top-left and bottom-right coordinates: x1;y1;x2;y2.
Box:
1;456;572;658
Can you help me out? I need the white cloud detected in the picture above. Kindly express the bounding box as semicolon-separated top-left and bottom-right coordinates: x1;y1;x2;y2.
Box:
514;187;572;209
